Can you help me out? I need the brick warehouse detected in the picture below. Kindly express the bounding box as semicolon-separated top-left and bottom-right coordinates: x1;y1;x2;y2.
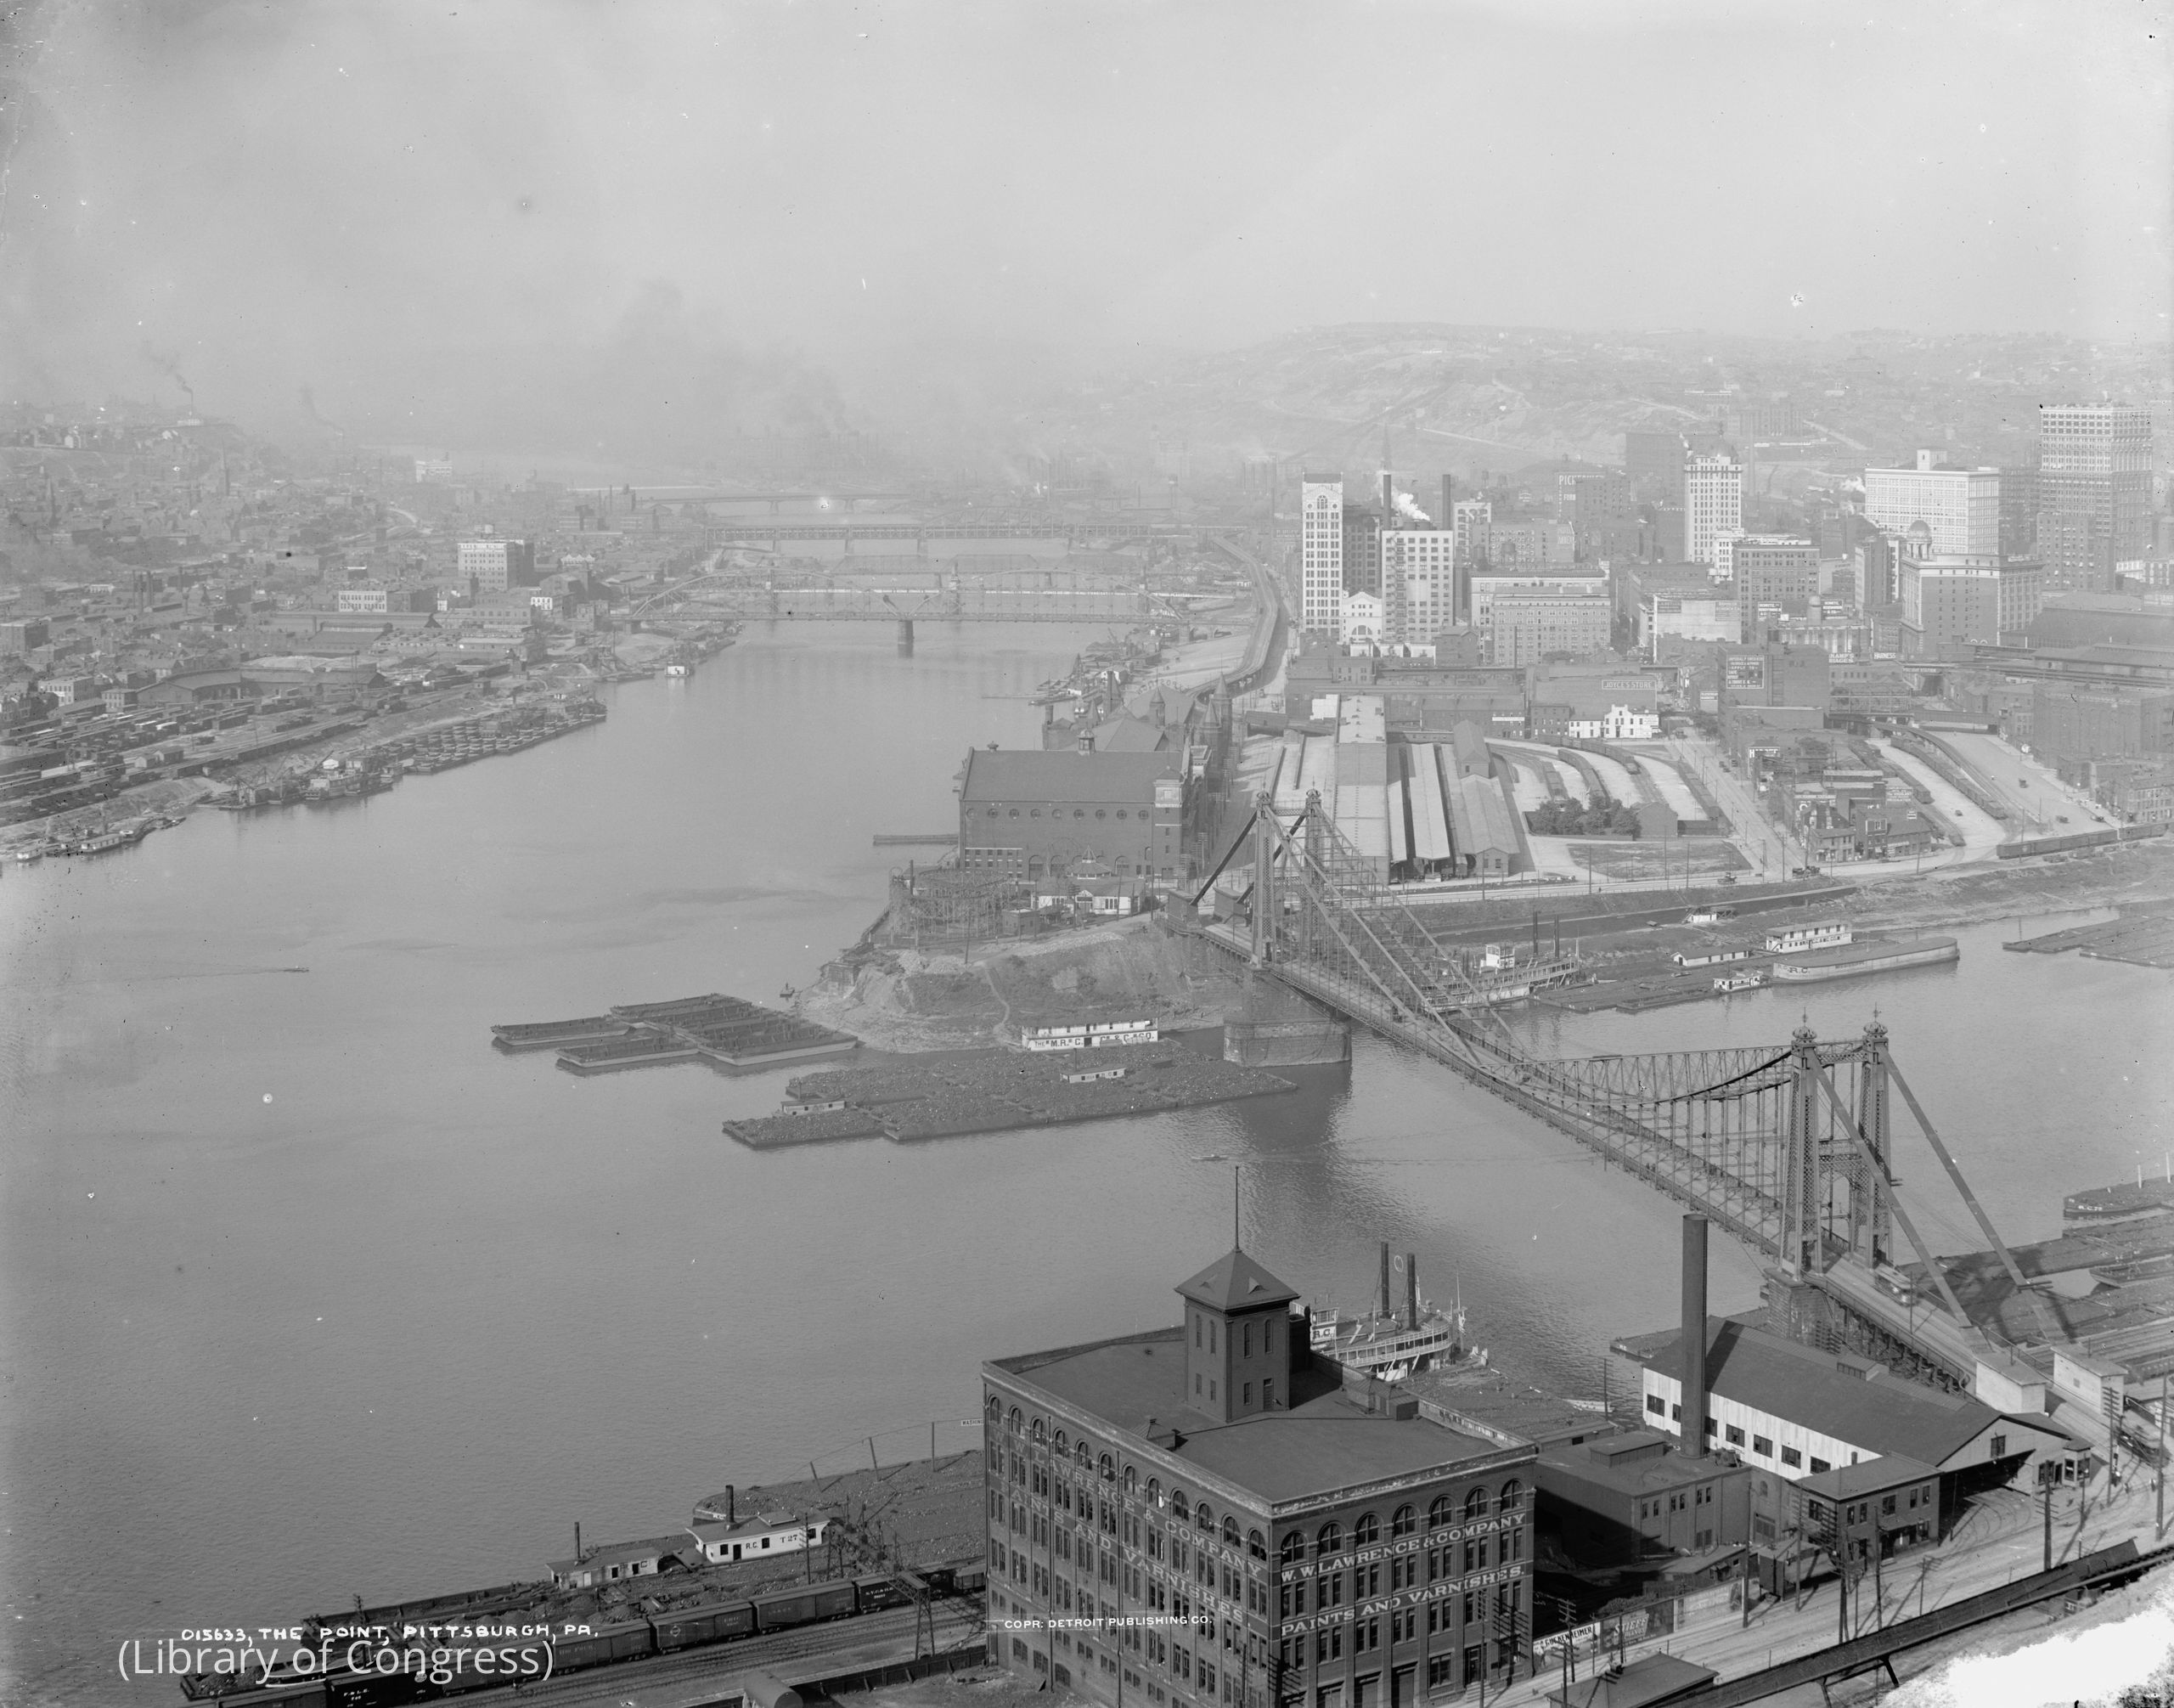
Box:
981;1248;1537;1707
956;743;1193;888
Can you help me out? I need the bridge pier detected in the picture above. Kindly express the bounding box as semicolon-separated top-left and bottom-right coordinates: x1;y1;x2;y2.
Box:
897;619;914;655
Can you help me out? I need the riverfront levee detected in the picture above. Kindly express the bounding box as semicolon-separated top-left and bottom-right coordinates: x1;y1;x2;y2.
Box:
5;625;2173;1705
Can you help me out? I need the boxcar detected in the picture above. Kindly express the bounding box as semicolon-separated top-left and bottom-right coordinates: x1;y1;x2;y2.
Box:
751;1582;856;1632
651;1600;758;1652
951;1562;987;1595
549;1615;656;1673
853;1573;912;1613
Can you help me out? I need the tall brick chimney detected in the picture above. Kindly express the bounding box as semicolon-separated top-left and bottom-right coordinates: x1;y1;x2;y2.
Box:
1681;1215;1709;1457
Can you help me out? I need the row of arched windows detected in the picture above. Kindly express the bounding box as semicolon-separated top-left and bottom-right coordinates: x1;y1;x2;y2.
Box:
983;806;1136;820
1274;1485;1526;1564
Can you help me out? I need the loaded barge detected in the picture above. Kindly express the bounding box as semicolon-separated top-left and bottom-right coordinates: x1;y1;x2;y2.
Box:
1770;935;1959;984
492;994;859;1075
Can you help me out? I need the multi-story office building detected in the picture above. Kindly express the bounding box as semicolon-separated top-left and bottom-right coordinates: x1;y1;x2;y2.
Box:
457;535;536;593
1731;538;1819;641
1999;465;2041;561
1450;499;1492;574
981;1246;1537;1708
2037;404;2154;593
1861;452;2000;559
1299;476;1345;636
1379;530;1460;648
1898;554;2002;657
1487;595;1613;668
1342;505;1383;600
1641;592;1739;659
1467;570;1608;664
1683;456;1745;571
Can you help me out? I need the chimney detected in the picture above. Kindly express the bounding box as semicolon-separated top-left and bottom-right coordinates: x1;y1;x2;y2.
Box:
1405;1253;1420;1332
726;1485;736;1525
1077;730;1095;754
1681;1215;1709;1458
1377;1241;1392;1319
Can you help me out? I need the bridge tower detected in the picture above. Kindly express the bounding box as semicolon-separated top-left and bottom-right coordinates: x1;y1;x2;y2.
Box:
1298;791;1327;962
1782;1023;1826;1279
1855;1019;1894;1266
1249;793;1276;966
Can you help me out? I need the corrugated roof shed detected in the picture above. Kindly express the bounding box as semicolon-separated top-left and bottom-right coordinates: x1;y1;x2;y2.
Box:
960;748;1179;804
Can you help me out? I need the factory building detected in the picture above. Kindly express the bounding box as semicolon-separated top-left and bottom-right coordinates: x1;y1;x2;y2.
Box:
982;1246;1539;1706
957;747;1192;889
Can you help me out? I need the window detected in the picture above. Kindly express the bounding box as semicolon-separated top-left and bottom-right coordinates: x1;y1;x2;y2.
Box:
1248;1530;1266;1561
1781;1447;1802;1468
1810;1457;1831;1475
1316;1521;1343;1556
1500;1480;1522;1513
1243;1384;1253;1406
1392;1505;1416;1538
1754;1436;1774;1457
1991;1434;2008;1459
1726;1425;1745;1446
1264;1378;1275;1408
1463;1488;1487;1521
1223;1517;1240;1549
1243;1323;1252;1358
1280;1532;1304;1568
1646;1395;1665;1416
1428;1496;1453;1530
1354;1514;1380;1547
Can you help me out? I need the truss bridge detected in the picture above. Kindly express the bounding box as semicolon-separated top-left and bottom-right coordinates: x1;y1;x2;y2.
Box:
1193;792;2094;1415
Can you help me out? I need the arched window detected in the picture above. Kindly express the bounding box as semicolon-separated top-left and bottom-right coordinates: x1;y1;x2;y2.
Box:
1076;1442;1093;1469
1031;1418;1047;1446
1122;1465;1138;1496
1172;1492;1191;1524
1353;1514;1380;1547
1007;1408;1023;1435
1099;1453;1115;1482
1463;1487;1488;1521
985;1395;1001;1420
1222;1516;1240;1549
1196;1504;1214;1534
1391;1505;1416;1539
1428;1495;1453;1530
1279;1532;1305;1568
1316;1520;1343;1556
1147;1479;1162;1508
1053;1430;1068;1456
1500;1480;1523;1514
1248;1529;1267;1561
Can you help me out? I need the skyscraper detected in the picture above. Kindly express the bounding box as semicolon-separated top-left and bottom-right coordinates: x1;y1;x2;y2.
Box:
1861;451;2001;559
1299;474;1345;635
1683;454;1744;571
2036;404;2154;593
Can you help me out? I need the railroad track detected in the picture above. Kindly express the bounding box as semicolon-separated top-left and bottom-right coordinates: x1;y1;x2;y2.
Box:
466;1602;983;1706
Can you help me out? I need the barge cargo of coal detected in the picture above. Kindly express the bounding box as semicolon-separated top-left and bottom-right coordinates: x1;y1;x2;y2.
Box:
493;993;859;1076
1769;934;1958;983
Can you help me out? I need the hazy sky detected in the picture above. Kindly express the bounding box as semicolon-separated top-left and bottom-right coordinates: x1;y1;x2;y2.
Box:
2;0;2168;448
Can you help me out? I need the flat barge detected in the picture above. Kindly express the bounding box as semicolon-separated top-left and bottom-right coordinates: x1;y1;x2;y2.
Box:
1770;935;1958;983
724;1038;1295;1147
494;993;860;1076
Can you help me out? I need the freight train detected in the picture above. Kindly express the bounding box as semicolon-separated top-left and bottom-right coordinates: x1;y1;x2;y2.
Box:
178;1566;981;1708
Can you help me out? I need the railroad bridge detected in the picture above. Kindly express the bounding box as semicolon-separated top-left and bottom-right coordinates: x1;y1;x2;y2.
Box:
1192;792;2103;1426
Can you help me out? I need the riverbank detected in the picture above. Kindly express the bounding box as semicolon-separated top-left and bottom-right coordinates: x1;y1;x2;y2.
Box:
797;915;1253;1053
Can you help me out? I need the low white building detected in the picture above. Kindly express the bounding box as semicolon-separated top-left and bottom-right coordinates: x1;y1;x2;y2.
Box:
1564;704;1660;741
684;1513;829;1566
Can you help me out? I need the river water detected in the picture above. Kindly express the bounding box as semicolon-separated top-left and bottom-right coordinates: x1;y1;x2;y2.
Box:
4;624;2171;1704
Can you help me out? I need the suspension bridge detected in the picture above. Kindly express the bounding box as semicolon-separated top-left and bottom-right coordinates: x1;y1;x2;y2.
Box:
1191;790;2118;1442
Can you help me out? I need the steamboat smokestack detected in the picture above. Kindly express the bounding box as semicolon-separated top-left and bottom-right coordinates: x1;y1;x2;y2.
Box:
1377;1241;1392;1320
1681;1215;1709;1459
1405;1253;1420;1332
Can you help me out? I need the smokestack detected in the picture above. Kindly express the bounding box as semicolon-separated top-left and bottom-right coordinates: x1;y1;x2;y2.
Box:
1377;1241;1392;1319
1405;1253;1419;1332
728;1485;736;1525
1681;1215;1709;1458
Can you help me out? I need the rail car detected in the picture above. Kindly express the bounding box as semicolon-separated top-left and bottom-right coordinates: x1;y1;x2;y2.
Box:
182;1563;981;1707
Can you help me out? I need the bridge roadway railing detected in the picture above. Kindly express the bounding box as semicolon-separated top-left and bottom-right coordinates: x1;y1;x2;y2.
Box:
1197;920;1786;1258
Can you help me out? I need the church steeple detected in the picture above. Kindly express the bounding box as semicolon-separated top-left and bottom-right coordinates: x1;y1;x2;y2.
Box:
1176;1248;1299;1423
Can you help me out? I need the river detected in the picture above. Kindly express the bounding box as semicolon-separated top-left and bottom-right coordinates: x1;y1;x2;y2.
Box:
3;624;2171;1704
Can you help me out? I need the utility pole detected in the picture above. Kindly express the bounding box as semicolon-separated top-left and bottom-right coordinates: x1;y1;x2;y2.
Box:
2160;1373;2168;1541
2043;1473;2053;1573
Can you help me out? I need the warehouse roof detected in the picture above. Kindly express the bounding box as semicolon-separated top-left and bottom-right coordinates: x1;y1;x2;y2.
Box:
990;1328;1518;1507
1624;1317;2070;1468
960;747;1179;804
1176;1248;1299;1313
